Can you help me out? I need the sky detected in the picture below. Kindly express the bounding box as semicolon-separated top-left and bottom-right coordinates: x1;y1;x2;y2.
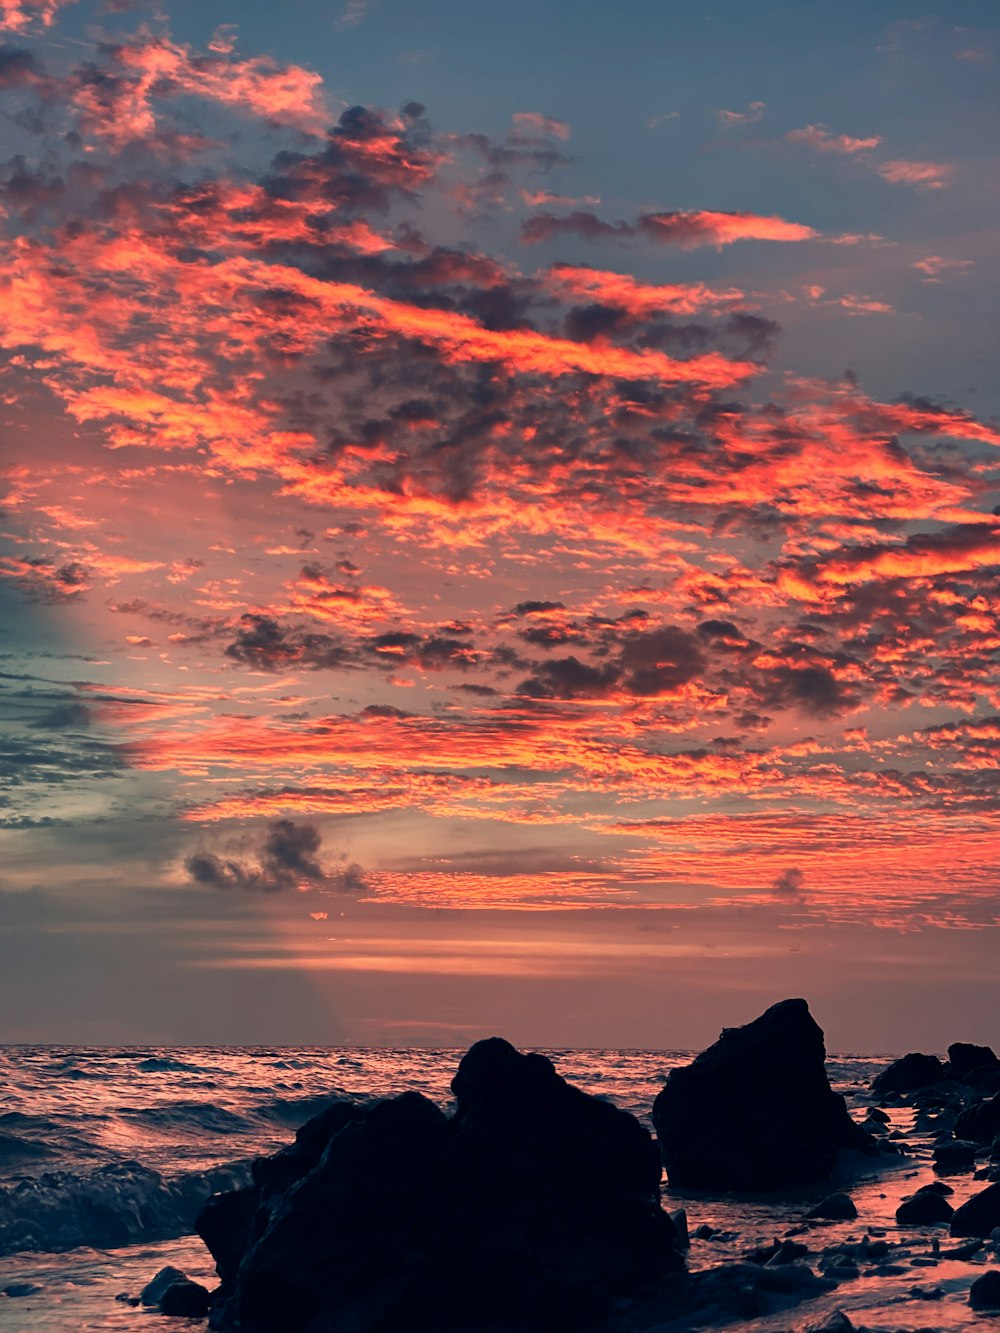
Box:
0;0;998;1051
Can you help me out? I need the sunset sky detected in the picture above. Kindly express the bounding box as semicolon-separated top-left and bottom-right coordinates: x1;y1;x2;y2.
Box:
1;0;998;1050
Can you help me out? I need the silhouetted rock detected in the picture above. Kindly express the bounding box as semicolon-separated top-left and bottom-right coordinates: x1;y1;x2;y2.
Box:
871;1052;945;1094
652;998;874;1191
970;1270;1000;1311
947;1042;999;1081
933;1139;978;1174
140;1266;188;1306
951;1181;1000;1237
160;1279;211;1317
896;1190;954;1225
200;1040;683;1332
806;1192;857;1221
956;1092;1000;1144
805;1312;855;1333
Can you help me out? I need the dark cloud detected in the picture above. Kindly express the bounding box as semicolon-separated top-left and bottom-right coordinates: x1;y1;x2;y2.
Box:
185;818;361;894
517;654;619;700
29;701;92;730
266;102;441;214
0;47;51;92
225;615;352;671
771;867;807;901
522;210;632;246
618;626;706;696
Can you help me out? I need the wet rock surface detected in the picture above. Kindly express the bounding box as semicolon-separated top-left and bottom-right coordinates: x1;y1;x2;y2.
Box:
652;999;875;1191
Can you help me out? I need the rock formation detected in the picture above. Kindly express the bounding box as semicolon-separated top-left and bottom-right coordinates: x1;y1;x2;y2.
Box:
199;1038;683;1332
652;998;875;1191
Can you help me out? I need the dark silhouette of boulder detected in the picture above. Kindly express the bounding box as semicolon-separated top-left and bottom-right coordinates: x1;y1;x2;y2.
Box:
871;1052;945;1094
806;1192;857;1221
951;1181;1000;1237
896;1191;954;1225
956;1092;1000;1145
970;1270;1000;1311
652;998;874;1191
139;1266;188;1306
947;1041;998;1076
159;1279;211;1317
199;1041;683;1332
933;1139;978;1175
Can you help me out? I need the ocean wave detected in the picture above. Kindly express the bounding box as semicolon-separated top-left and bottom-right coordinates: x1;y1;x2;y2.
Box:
136;1057;206;1074
0;1159;251;1256
256;1091;354;1125
118;1102;257;1135
0;1134;54;1162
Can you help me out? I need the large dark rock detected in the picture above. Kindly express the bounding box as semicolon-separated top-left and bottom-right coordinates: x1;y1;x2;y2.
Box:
946;1042;999;1082
933;1139;979;1175
970;1270;1000;1311
871;1052;945;1094
955;1092;1000;1145
201;1040;683;1332
652;998;874;1192
896;1191;954;1226
951;1180;1000;1237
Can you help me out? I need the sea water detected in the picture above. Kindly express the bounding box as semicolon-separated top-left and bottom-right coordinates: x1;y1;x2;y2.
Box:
0;1046;992;1330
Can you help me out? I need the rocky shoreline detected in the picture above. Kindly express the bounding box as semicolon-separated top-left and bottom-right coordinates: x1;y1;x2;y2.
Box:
124;999;1000;1332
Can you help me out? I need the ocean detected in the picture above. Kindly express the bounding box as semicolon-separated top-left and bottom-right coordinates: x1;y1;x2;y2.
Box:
0;1046;991;1330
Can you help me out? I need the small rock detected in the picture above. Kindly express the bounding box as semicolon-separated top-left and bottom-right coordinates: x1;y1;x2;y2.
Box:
805;1307;855;1331
691;1222;716;1240
3;1283;40;1297
896;1191;954;1226
909;1284;944;1299
915;1179;953;1196
159;1279;212;1318
942;1238;982;1259
140;1266;188;1307
763;1239;810;1266
969;1270;1000;1311
807;1192;857;1221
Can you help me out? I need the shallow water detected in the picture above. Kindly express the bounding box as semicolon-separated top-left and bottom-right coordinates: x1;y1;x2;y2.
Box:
0;1046;996;1330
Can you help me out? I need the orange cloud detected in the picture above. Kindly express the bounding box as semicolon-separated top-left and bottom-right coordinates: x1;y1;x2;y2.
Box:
0;0;72;30
876;160;955;189
71;35;329;146
544;265;748;315
639;210;818;247
786;125;882;154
